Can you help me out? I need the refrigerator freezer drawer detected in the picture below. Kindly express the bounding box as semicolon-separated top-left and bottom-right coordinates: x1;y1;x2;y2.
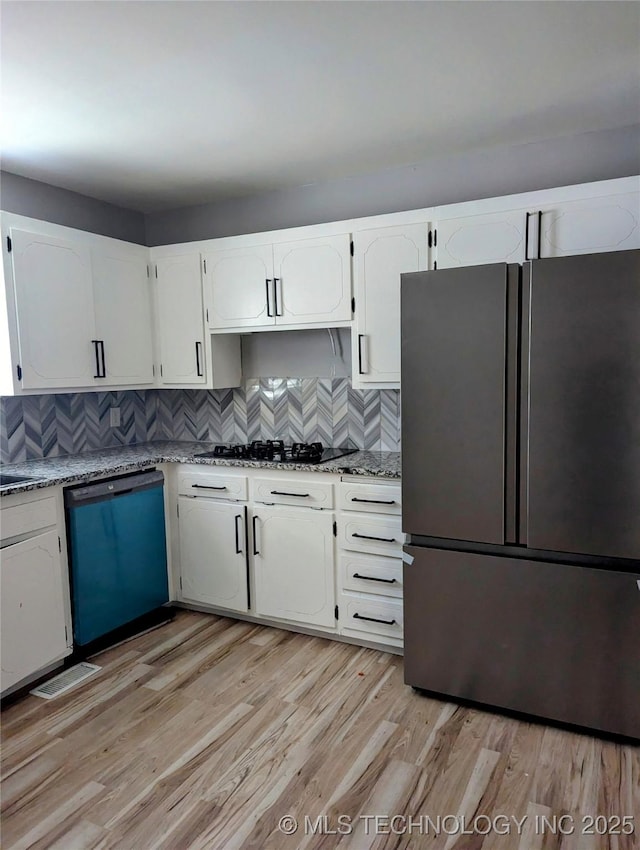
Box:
403;546;640;739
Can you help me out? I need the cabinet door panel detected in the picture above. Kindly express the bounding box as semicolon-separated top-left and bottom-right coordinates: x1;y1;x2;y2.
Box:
436;210;526;268
179;498;248;612
1;530;68;692
273;235;351;325
353;224;426;385
253;506;334;628
205;245;273;329
11;229;96;388
155;254;205;384
540;191;640;257
92;249;154;384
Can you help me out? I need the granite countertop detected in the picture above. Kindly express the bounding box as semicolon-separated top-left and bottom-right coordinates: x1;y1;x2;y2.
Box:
0;441;401;496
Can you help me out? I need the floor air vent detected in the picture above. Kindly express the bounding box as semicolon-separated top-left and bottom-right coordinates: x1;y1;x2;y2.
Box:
30;662;101;700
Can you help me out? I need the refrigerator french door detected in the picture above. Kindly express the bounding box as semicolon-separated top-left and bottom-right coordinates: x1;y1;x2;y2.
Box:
400;250;640;739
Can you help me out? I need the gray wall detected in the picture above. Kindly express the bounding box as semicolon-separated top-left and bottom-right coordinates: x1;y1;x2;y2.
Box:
145;124;640;245
0;171;146;244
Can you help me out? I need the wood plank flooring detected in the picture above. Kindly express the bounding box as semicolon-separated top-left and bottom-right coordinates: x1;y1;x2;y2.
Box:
1;611;638;849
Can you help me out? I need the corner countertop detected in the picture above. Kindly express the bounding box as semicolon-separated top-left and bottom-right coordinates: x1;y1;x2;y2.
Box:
0;441;401;496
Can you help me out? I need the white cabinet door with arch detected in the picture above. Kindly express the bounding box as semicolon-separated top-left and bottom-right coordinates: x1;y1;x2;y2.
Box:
10;229;96;388
155;254;206;384
204;245;274;330
252;505;335;628
1;529;68;693
538;191;640;258
353;223;427;387
435;209;527;269
178;498;248;613
92;247;154;385
273;234;352;326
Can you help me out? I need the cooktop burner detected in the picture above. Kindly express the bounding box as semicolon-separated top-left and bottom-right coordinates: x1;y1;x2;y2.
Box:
194;441;357;465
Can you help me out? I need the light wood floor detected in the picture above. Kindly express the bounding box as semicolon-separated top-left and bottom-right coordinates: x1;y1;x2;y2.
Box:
1;611;638;850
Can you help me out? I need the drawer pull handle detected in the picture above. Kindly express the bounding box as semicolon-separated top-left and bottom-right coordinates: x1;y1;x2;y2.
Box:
353;612;397;626
353;573;397;584
192;484;227;491
270;490;310;498
351;497;396;505
252;515;260;555
352;532;396;543
234;514;243;554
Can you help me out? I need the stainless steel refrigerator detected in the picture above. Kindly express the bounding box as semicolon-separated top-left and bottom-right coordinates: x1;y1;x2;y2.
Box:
400;250;640;739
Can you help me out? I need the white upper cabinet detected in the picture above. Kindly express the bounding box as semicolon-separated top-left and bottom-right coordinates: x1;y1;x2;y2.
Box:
205;234;352;331
91;245;154;385
272;234;352;325
537;191;640;258
435;182;640;268
155;253;206;385
435;210;526;269
204;245;273;329
352;223;427;388
10;229;97;388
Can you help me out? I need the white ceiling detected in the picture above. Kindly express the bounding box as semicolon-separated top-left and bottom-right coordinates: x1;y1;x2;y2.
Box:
1;1;639;213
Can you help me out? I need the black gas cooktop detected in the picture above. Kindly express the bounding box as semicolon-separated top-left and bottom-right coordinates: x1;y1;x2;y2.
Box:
194;441;357;465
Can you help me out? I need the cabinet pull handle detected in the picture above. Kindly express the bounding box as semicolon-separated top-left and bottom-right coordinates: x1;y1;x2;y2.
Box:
191;484;227;491
351;497;396;505
99;340;106;378
252;515;260;555
353;612;397;626
524;211;531;261
92;340;106;378
352;532;396;543
357;334;369;374
234;513;243;554
273;278;283;316
265;279;273;317
270;490;310;498
536;210;542;259
353;573;397;584
195;341;203;376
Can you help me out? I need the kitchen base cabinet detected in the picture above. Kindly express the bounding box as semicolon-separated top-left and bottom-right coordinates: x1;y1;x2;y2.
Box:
336;478;403;650
338;591;403;646
178;497;248;613
0;490;72;695
252;505;335;629
176;467;249;613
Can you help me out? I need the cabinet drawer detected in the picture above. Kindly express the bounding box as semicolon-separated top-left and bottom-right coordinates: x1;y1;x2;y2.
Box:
340;552;403;598
339;592;403;640
338;481;401;514
252;477;333;509
340;513;402;556
0;495;57;543
178;469;248;501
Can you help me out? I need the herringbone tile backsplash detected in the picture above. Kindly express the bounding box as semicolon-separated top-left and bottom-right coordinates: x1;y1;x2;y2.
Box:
0;380;400;464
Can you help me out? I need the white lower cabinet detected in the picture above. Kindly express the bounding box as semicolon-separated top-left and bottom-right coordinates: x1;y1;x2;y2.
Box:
252;505;335;628
338;592;404;643
178;497;248;613
0;490;72;694
336;479;404;649
172;466;405;649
